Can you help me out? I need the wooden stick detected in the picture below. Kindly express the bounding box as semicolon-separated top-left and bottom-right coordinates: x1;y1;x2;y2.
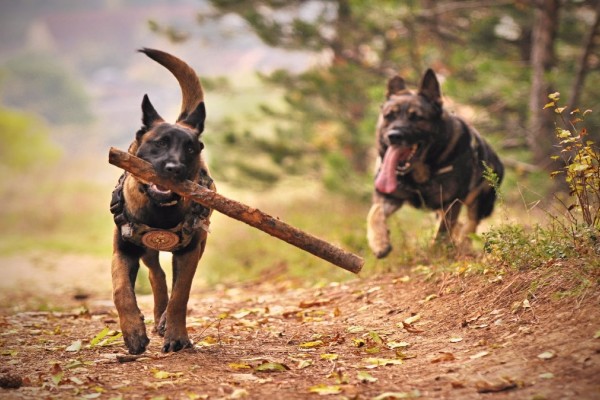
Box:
108;147;364;274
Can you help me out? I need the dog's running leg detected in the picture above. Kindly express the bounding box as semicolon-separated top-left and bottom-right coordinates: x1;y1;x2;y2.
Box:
142;250;169;336
367;195;401;258
112;247;149;355
161;233;208;352
434;201;462;244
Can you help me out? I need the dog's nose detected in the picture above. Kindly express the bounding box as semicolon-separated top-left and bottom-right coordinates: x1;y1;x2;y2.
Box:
387;131;404;145
164;162;185;179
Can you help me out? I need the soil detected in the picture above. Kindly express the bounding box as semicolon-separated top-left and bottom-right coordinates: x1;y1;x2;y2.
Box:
0;255;599;400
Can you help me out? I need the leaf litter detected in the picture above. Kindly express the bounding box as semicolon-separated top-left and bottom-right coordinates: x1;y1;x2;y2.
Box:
0;262;598;399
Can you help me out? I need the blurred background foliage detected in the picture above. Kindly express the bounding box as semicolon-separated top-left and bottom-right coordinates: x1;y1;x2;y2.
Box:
195;0;600;199
0;0;598;290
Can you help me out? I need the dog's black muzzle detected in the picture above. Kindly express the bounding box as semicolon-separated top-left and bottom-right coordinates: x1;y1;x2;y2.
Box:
386;128;421;147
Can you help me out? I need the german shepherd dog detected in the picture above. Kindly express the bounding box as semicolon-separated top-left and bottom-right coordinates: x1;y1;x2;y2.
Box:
110;49;213;354
367;69;503;258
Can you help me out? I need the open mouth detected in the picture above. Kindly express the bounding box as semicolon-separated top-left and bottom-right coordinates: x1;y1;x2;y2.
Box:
375;143;420;194
395;143;419;173
146;184;180;206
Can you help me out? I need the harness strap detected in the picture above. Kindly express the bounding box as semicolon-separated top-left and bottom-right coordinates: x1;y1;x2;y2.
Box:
110;170;212;251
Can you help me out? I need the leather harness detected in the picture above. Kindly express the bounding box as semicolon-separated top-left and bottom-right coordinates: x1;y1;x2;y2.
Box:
110;171;212;252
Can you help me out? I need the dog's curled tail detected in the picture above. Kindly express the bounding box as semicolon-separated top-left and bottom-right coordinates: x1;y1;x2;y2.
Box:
138;48;204;122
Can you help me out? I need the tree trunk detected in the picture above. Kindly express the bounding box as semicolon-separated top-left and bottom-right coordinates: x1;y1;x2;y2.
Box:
527;0;560;169
567;1;600;112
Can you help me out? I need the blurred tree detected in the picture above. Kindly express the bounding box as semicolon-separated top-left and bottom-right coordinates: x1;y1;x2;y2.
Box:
181;0;599;192
528;0;560;168
0;52;93;125
0;107;61;170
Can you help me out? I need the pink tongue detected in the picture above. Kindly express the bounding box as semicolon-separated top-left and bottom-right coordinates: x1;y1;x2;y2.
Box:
375;146;405;194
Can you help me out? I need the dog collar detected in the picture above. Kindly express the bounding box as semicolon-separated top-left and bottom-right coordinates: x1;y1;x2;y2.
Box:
110;171;212;252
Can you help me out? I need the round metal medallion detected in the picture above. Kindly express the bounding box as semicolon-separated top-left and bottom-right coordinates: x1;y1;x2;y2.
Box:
141;230;180;251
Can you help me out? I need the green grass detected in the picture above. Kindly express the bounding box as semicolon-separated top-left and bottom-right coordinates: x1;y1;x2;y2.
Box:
0;164;114;257
1;147;597;302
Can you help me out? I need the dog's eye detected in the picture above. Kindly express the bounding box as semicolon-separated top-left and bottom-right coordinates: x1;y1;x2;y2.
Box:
187;146;196;154
408;111;423;122
384;111;396;121
156;138;168;148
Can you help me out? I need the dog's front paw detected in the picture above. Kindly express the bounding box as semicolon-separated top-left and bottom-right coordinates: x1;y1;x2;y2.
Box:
373;244;392;259
162;335;193;352
155;313;167;337
123;326;150;355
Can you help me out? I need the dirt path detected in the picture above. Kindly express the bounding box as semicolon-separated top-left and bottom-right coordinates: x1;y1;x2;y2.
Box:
0;258;599;399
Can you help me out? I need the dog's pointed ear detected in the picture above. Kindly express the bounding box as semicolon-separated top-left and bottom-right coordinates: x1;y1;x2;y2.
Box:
179;101;206;134
418;69;442;106
141;94;164;128
386;76;406;98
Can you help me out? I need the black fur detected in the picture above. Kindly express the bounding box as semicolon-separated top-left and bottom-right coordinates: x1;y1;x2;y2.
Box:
367;69;503;258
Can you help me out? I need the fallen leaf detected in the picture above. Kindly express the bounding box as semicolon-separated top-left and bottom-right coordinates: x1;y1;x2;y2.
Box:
151;368;183;379
372;390;421;399
65;340;82;352
64;359;87;369
297;360;312;369
470;351;489;359
403;314;421;324
90;329;122;347
593;330;600;339
424;294;438;302
308;384;342;395
50;363;63;386
67;376;84;385
394;350;416;360
368;331;384;344
196;336;218;347
365;346;381;354
254;362;289;373
347;325;365;333
363;357;403;369
228;363;252;371
320;353;338;361
539;372;554;379
399;321;424;334
328;369;349;384
387;341;410;349
537;351;556;360
185;392;209;400
89;327;110;347
449;337;463;343
393;276;410;284
475;378;517;393
231;309;253;319
229;388;249;399
299;340;323;349
80;394;102;399
299;299;332;308
431;352;455;363
357;370;378;383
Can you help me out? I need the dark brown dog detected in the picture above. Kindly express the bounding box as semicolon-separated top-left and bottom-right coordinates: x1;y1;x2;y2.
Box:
367;69;503;258
110;49;213;354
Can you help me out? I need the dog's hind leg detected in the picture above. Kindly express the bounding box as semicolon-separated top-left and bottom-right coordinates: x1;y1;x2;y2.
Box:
112;239;149;355
367;195;401;258
142;250;169;336
160;232;208;352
